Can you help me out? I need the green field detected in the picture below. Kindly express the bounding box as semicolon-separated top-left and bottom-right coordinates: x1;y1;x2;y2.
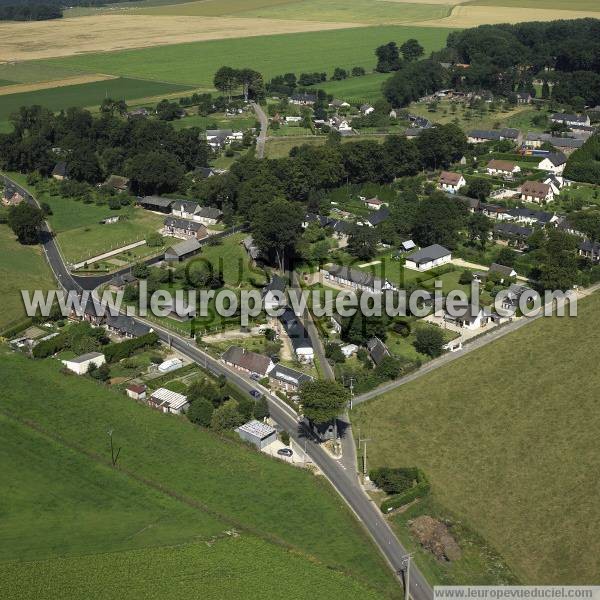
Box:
322;71;388;103
0;537;383;600
40;25;451;87
0;225;56;332
0;77;192;121
0;347;399;597
138;0;452;23
353;291;600;584
0;62;86;84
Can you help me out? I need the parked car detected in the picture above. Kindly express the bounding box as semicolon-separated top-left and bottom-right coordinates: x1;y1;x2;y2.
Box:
249;389;261;398
277;447;293;457
250;373;261;381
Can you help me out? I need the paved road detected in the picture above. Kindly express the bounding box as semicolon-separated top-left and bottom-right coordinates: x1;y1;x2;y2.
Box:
8;174;432;600
251;101;268;159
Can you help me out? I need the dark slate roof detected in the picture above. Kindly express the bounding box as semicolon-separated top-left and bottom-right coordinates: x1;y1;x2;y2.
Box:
172;200;199;213
366;337;390;366
198;206;222;220
407;244;451;265
269;364;313;387
291;93;317;102
579;240;600;254
263;274;287;296
327;264;379;289
103;174;129;191
68;351;104;363
551;113;588;123
139;196;174;209
164;216;207;232
108;272;137;287
543;152;567;167
52;161;67;177
165;238;202;257
489;263;515;277
106;314;150;337
279;308;313;352
507;207;554;223
494;222;533;238
366;206;390;226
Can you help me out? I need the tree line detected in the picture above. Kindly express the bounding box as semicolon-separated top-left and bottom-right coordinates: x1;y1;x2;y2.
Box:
0;0;137;21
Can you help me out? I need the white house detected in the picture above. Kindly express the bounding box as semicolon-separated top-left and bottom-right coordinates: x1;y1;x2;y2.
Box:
537;153;566;175
443;305;490;330
550;113;590;128
148;387;189;414
341;344;358;358
126;384;147;400
61;352;106;375
324;264;395;293
405;244;452;272
328;116;352;132
438;171;466;194
486;160;521;178
364;196;385;210
520;180;554;204
222;346;275;377
360;103;374;115
171;200;223;225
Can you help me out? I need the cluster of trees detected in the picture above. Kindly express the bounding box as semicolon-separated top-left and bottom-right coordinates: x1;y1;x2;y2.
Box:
213;66;264;101
0;105;209;195
0;3;61;20
185;376;269;431
438;19;600;104
383;59;446;107
564;134;600;184
33;321;108;359
266;67;366;95
375;39;425;72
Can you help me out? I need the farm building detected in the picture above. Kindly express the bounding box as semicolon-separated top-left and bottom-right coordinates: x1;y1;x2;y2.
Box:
102;174;130;193
61;352;106;375
467;128;519;143
171;200;222;225
235;420;277;450
138;196;174;213
164;238;202;261
550;113;590;127
222;346;274;377
148;387;189;414
158;358;183;373
364;207;390;227
363;196;385;210
52;161;68;180
405;244;451;272
324;264;394;293
269;364;313;393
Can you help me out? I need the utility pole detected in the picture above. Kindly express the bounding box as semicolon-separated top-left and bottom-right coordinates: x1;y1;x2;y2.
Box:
107;429;121;467
400;553;413;600
348;376;355;411
358;435;371;478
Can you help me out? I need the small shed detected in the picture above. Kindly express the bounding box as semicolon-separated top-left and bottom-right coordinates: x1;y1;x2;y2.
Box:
236;420;277;449
148;387;189;414
164;238;202;262
126;383;147;400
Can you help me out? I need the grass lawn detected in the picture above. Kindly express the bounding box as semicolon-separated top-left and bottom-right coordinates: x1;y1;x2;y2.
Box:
468;0;600;9
0;346;399;598
0;77;192;121
171;112;257;131
352;291;600;584
40;25;451;87
265;136;325;158
320;72;388;104
0;225;56;333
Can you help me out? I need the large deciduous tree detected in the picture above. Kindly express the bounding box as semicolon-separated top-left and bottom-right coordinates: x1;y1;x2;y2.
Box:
7;203;44;244
300;380;350;438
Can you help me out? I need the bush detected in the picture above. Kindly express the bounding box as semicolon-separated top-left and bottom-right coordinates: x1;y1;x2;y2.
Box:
377;467;430;513
103;332;159;363
280;431;290;446
414;326;444;358
187;398;214;427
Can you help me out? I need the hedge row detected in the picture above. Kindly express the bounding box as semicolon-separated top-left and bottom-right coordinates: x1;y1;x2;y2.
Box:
104;332;159;363
32;331;70;358
1;317;34;339
380;468;430;513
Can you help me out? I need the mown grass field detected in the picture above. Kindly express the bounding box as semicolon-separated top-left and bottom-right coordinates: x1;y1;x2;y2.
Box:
0;77;192;121
352;291;600;584
7;173;165;264
467;0;600;9
0;347;399;598
41;25;452;87
0;225;56;332
321;71;389;103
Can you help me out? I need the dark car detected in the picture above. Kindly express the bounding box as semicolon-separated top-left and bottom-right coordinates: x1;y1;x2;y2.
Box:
277;447;293;457
249;389;261;399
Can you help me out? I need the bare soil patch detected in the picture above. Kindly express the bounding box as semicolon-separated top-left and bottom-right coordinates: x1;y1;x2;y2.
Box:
409;515;462;562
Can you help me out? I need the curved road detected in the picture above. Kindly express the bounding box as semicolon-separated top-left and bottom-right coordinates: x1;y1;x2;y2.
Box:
11;174;433;600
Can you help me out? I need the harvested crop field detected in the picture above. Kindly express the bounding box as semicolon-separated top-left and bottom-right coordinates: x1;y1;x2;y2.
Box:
0;14;362;61
415;4;600;27
0;74;116;96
